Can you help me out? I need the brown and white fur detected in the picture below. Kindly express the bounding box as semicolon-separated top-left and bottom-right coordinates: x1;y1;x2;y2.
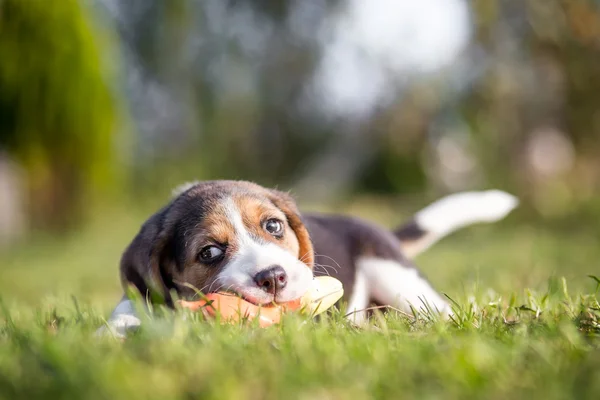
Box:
98;180;517;337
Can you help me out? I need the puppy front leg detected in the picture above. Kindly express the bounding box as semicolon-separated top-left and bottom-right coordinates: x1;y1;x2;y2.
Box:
96;295;142;338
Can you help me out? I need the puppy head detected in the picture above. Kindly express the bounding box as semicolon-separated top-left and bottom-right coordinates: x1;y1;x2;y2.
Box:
120;181;314;306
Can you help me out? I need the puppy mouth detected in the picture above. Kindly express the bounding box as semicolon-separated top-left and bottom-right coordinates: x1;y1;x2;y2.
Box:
214;286;292;306
232;290;279;306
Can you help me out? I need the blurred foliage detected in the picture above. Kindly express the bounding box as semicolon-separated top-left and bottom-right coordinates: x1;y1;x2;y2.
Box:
0;0;122;230
0;0;600;237
464;0;600;213
106;0;600;208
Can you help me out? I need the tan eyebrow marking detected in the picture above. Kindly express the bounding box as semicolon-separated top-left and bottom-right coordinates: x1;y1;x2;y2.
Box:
233;195;300;257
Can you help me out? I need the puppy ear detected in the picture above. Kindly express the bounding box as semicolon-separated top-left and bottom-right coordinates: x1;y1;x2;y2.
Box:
119;206;176;307
268;190;314;268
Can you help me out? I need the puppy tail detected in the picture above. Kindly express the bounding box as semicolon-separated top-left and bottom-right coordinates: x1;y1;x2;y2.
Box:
394;190;518;259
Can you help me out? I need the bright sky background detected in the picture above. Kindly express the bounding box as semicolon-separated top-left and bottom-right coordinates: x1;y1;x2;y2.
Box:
309;0;472;119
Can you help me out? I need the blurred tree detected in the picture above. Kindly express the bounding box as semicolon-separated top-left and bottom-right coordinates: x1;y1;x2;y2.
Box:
14;0;594;225
0;0;121;231
462;0;600;216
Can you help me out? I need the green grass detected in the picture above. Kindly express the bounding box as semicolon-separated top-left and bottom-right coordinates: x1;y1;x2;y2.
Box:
1;201;599;399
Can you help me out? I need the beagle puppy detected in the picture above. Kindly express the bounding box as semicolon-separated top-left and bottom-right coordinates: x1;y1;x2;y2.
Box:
99;180;517;336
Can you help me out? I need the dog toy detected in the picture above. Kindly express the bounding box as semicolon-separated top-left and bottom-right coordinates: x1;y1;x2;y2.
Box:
178;276;344;327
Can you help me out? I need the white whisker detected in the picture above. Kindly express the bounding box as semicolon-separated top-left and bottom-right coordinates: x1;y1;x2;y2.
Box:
313;252;342;273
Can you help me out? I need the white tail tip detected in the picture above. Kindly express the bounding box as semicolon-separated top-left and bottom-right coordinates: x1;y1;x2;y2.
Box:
415;190;519;236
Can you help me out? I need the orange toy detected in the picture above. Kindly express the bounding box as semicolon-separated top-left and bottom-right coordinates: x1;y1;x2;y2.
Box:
178;276;344;327
179;293;301;327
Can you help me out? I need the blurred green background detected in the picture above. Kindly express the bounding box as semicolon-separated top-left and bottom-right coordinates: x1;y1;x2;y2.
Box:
1;0;599;309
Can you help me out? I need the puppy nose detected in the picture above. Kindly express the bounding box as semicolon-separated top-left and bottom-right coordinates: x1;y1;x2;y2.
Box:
254;266;287;294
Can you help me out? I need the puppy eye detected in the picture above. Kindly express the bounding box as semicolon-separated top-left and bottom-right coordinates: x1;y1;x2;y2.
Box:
264;218;284;236
198;245;224;263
